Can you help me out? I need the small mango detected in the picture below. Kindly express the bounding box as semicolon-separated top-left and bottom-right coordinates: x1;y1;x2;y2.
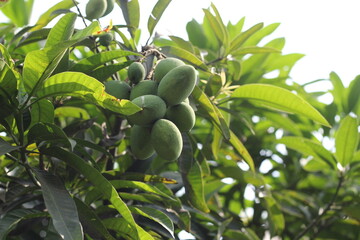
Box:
130;80;158;100
104;80;131;99
86;0;107;20
157;65;197;106
99;33;113;46
130;125;155;160
102;0;115;17
151;119;183;161
165;102;195;132
128;62;146;84
154;57;185;83
127;95;166;126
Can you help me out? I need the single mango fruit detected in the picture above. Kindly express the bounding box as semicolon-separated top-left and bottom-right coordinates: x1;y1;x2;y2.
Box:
128;62;146;84
104;80;131;99
154;57;185;83
165;102;195;132
130;125;155;160
130;80;158;100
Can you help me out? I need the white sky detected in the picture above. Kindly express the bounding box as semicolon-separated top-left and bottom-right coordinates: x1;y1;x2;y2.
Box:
1;0;360;87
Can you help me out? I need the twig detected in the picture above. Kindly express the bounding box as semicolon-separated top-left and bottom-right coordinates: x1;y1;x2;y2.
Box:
294;175;344;240
72;0;88;28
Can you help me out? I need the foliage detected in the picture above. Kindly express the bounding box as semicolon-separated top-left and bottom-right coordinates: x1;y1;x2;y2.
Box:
1;0;360;239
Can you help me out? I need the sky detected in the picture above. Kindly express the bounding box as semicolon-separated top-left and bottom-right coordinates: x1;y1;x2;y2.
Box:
1;0;360;88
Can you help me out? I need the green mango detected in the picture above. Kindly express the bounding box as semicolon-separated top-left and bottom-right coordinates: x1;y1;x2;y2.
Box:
128;62;146;84
130;125;155;160
165;102;195;132
104;80;131;99
86;0;107;20
99;33;113;46
102;0;115;17
127;95;166;126
151;119;183;161
130;80;158;100
157;65;196;106
154;57;185;83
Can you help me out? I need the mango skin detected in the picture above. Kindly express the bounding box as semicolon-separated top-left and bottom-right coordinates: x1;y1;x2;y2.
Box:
86;0;107;20
127;95;166;126
154;58;185;83
165;103;195;132
151;119;183;161
157;65;197;106
130;125;155;160
130;80;158;100
104;80;131;99
102;0;115;17
99;33;113;46
128;62;146;84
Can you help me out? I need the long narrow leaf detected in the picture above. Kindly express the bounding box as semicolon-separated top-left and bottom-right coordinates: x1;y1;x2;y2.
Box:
148;0;172;37
34;169;83;240
230;23;263;53
232;84;331;127
119;0;140;38
45;12;76;48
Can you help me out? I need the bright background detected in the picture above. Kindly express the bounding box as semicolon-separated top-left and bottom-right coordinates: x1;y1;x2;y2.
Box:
1;0;360;87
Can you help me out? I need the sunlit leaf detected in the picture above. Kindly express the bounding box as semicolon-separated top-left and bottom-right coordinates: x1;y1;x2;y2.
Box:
186;19;208;48
230;22;263;53
29;99;54;129
1;0;33;27
232;84;331;127
147;0;171;37
45;12;76;48
231;46;280;56
119;0;140;38
34;169;83;240
229;130;255;172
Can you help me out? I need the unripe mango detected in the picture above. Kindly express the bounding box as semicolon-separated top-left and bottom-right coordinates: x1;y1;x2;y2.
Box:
165;103;195;132
154;58;185;83
151;119;183;161
157;65;197;106
130;125;155;160
128;62;146;84
130;80;158;100
99;33;113;46
102;0;115;17
104;80;131;99
127;95;166;126
86;0;107;20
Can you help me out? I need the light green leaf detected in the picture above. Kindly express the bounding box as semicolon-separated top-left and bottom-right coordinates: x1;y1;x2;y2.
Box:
232;84;331;127
42;147;153;240
335;115;359;166
36;71;141;115
0;61;17;98
160;46;208;71
346;75;360;114
71;21;101;40
243;22;280;47
186;19;207;49
203;6;228;50
69;50;139;73
45;12;76;48
29;99;54;129
329;71;345;112
55;106;90;120
119;0;140;38
87;62;130;81
229;130;255;172
231;46;281;56
230;23;263;53
1;0;33;27
147;0;172;37
34;169;83;240
32;0;75;31
263;196;285;236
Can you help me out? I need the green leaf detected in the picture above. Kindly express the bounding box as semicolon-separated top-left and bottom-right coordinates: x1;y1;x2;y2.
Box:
73;198;116;240
346;75;360;113
29;99;54;129
28;122;72;148
71;21;101;40
147;0;172;37
203;4;228;51
178;134;210;213
0;137;20;156
119;0;140;38
69;50;139;73
34;169;83;240
335;115;359;166
45;12;76;48
1;0;33;27
228;130;255;172
231;46;281;57
169;35;194;53
87;62;130;81
186;19;207;49
243;22;280;47
16;28;51;48
230;23;263;53
0;61;17;98
232;84;331;127
32;0;76;31
329;72;346;112
160;46;208;71
36;71;141;115
0;209;46;240
42;147;153;240
130;206;174;238
54;106;90;120
263;196;285;236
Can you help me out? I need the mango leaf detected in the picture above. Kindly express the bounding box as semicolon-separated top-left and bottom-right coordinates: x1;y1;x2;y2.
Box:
34;169;83;240
69;50;139;73
203;5;228;51
263;196;285;236
346;75;360;114
1;0;33;27
87;62;130;81
130;206;174;238
102;218;147;240
119;0;140;38
0;209;47;240
232;84;331;127
243;22;280;47
169;35;194;53
45;12;76;48
335;115;359;167
178;134;210;213
0;61;17;98
329;72;346;112
42;147;153;240
231;46;281;57
230;23;263;53
32;0;75;31
186;19;208;49
229;130;255;172
73;198;115;240
0;137;20;156
55;106;90;120
16;28;51;48
35;71;141;115
29;99;54;129
28;122;73;148
147;0;172;37
71;21;101;40
160;46;208;71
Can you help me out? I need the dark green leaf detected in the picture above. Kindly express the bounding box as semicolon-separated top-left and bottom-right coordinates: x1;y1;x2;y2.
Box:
119;0;140;38
29;99;54;129
0;137;20;156
147;0;172;37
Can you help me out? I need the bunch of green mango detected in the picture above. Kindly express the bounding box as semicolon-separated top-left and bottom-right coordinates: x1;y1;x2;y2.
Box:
104;58;197;161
